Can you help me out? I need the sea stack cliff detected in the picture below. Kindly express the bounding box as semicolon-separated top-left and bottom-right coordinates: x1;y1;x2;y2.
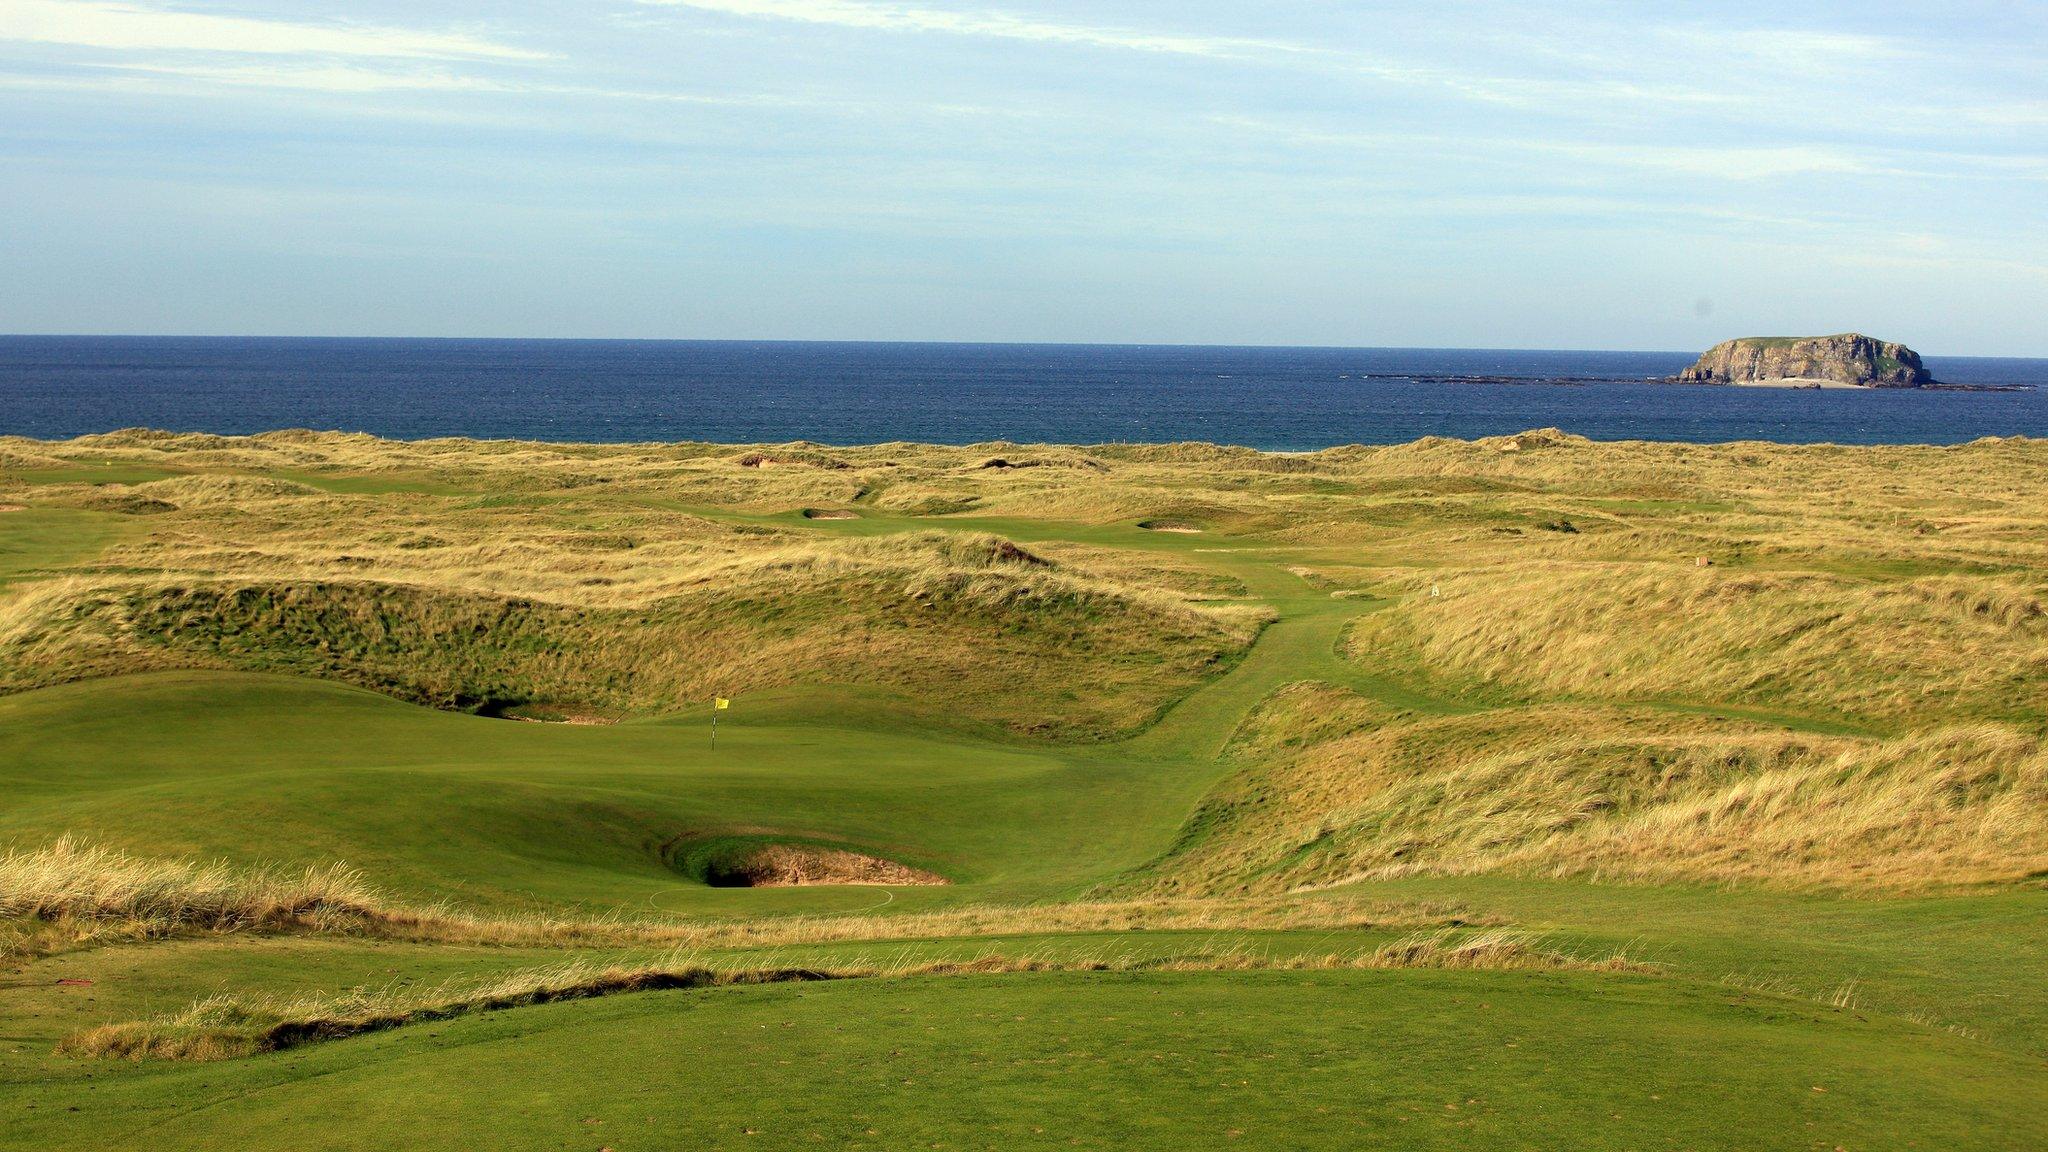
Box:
1678;334;1932;388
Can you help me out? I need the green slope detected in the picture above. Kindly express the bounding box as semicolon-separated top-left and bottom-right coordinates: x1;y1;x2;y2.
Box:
0;670;1233;916
4;446;2045;1151
7;971;2040;1152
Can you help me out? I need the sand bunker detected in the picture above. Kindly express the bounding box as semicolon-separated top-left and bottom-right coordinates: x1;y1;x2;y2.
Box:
0;504;25;513
801;508;860;520
707;845;948;888
482;701;617;725
1137;518;1202;533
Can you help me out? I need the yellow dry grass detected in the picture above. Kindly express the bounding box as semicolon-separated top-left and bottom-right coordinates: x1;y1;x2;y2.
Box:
0;839;1475;961
63;928;1635;1062
1140;686;2048;894
0;521;1264;738
0;837;377;957
1349;563;2045;727
6;428;2048;892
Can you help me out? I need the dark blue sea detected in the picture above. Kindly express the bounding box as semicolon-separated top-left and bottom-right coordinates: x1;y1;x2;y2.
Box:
2;336;2044;449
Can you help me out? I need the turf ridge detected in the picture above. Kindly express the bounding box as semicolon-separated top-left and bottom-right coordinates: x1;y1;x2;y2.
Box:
63;930;1642;1062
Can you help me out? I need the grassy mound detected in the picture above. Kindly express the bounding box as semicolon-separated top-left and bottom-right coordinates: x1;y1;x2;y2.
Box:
0;530;1260;739
64;930;1611;1063
0;837;1474;965
4;429;2047;1149
1139;685;2048;893
1348;563;2048;728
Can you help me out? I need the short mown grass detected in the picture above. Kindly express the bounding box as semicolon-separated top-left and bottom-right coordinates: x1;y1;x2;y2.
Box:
3;428;2045;1150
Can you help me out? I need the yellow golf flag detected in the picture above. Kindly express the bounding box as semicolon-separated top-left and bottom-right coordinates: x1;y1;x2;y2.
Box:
714;697;730;710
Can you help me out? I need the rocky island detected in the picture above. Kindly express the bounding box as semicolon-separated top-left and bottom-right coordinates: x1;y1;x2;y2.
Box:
1677;333;1932;388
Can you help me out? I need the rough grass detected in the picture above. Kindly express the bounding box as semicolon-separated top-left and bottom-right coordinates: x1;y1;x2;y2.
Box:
5;428;2048;892
62;929;1637;1062
0;839;1477;961
1139;687;2048;895
0;838;376;958
1350;563;2047;727
0;527;1264;739
4;430;2046;1150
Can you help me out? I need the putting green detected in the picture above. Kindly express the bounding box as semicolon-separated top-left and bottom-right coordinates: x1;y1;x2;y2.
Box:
0;670;1229;915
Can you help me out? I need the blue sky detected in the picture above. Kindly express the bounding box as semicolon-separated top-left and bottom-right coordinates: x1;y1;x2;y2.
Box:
1;2;2043;352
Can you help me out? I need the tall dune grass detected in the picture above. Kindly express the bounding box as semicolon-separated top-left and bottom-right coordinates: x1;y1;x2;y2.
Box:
0;837;375;924
7;429;2048;896
0;839;1472;962
1350;563;2047;727
0;838;377;957
1144;688;2048;895
0;527;1266;739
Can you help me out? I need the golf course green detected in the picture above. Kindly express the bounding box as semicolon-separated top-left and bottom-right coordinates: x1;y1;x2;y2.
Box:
2;430;2043;1149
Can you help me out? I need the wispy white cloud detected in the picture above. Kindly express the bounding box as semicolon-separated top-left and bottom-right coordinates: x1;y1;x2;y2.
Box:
0;56;1020;118
635;0;1292;58
1545;142;1885;180
1958;100;2048;128
1648;25;1917;73
1208;115;1891;181
3;2;2042;348
92;60;511;93
0;0;543;60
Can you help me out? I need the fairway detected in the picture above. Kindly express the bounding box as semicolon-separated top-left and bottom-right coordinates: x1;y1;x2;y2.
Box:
11;971;2042;1151
3;430;2044;1149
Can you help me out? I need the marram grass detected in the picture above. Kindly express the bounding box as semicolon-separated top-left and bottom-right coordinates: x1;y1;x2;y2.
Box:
0;839;1477;961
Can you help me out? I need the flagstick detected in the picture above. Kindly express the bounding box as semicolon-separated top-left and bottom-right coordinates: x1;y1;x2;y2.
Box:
711;699;718;747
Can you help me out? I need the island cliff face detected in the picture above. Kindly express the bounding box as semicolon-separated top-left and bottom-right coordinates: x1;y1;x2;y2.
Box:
1678;334;1932;387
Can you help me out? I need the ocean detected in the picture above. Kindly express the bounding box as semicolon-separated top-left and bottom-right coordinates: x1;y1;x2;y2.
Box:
2;336;2044;450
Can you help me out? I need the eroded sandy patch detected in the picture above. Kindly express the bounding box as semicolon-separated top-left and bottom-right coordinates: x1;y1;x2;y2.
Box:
724;845;948;887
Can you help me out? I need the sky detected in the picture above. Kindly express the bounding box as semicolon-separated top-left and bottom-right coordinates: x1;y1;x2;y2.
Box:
0;2;2043;353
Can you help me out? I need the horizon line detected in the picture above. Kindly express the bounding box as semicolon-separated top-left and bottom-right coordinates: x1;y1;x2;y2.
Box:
4;332;2044;360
